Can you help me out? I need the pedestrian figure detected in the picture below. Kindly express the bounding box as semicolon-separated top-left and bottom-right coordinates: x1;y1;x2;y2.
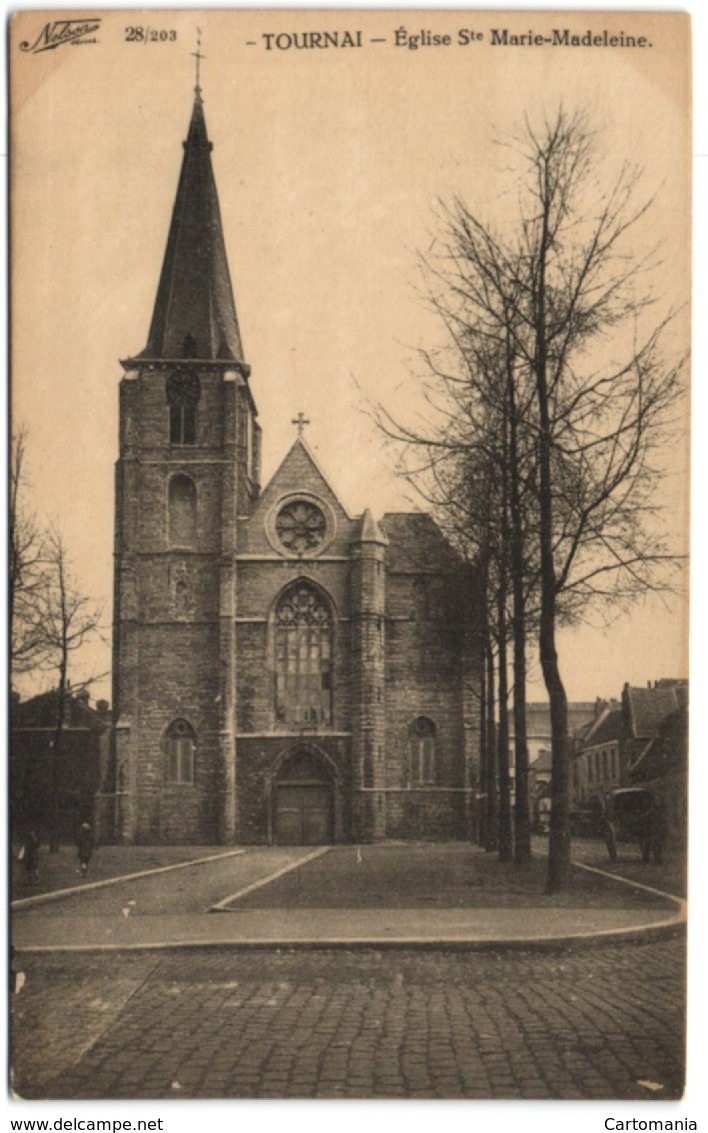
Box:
640;799;667;864
77;822;94;875
10;946;26;997
20;830;40;884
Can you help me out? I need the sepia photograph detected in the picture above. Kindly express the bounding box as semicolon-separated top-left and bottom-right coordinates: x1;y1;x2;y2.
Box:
8;6;693;1113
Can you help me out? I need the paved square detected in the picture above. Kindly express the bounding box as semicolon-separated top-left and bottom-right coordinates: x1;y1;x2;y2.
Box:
12;941;685;1100
11;842;686;1100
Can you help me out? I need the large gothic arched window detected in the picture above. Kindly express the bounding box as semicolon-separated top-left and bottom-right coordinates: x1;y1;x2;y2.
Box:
275;582;333;727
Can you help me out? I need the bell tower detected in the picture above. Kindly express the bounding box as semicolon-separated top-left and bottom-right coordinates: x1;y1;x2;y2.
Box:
111;87;260;842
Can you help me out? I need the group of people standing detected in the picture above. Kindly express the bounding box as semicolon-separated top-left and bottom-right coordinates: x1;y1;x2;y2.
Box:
19;822;94;884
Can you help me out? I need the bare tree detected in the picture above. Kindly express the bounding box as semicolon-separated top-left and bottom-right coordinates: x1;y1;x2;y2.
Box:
434;109;685;891
9;427;47;677
29;528;104;851
373;338;536;862
375;107;684;891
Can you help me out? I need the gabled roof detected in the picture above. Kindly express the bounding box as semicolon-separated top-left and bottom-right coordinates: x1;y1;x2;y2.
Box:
573;717;598;744
260;436;350;518
629;704;688;781
129;93;245;365
623;683;688;739
379;512;462;572
580;709;624;750
531;749;553;774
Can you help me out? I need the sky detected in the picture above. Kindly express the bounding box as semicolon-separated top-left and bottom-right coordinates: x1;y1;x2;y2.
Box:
10;8;691;705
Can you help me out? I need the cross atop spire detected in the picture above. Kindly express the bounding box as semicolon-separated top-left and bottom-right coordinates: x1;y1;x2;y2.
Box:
291;412;310;437
191;28;206;98
127;85;246;367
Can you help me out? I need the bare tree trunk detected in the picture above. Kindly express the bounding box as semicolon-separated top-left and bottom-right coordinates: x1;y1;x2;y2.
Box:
542;590;570;892
496;586;512;861
511;586;531;864
478;631;488;848
534;188;571;894
484;638;498;852
49;658;67;853
48;534;70;853
506;349;532;865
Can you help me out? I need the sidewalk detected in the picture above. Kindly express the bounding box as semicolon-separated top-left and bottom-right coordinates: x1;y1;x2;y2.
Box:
11;841;686;952
10;842;240;902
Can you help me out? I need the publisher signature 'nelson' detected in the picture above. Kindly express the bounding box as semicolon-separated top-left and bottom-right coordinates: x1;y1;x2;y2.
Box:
20;19;101;54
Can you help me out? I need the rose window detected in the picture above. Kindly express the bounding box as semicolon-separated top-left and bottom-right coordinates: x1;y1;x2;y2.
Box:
275;499;327;554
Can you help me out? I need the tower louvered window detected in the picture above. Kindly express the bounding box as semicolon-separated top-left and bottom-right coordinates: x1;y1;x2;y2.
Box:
275;583;333;727
166;368;200;446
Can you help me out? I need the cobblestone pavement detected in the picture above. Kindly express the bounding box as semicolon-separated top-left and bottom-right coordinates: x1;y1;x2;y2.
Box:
12;936;685;1101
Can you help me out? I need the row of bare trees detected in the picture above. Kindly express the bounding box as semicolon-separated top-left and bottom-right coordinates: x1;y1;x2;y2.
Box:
377;109;685;892
10;426;104;849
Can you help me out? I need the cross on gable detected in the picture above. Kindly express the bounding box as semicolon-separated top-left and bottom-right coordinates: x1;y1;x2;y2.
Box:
291;412;310;437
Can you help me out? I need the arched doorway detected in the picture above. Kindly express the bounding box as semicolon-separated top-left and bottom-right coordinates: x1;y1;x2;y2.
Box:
273;748;333;845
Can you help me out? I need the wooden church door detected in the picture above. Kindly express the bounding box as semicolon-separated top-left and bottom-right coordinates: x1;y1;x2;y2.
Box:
273;749;333;845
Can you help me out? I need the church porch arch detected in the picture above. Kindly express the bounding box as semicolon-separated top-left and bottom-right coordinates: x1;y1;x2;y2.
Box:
268;743;343;845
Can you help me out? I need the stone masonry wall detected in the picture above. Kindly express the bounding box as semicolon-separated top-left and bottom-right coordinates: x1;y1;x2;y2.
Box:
383;570;469;840
130;622;223;842
113;368;244;843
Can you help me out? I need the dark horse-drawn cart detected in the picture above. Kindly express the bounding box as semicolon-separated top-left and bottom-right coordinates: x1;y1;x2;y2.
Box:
602;787;666;863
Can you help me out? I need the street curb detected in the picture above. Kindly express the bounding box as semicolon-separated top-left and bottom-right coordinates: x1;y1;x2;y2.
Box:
12;853;686;954
13;918;686;955
11;849;248;910
210;846;330;911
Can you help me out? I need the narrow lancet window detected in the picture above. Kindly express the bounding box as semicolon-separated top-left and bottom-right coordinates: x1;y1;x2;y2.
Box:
165;719;196;784
409;717;436;785
169;474;197;547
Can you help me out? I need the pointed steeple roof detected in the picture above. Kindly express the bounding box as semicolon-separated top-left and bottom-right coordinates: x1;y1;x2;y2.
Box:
130;91;246;367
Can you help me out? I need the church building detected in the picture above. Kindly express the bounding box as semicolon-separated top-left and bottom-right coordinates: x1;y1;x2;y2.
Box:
107;88;482;845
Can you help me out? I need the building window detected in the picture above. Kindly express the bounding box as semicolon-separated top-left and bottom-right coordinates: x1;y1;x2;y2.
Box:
274;582;333;727
166;368;200;445
170;404;196;445
165;719;196;784
168;474;197;546
409;716;436;785
275;499;327;555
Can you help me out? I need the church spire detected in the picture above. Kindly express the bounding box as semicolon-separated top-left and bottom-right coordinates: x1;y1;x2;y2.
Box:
130;87;247;368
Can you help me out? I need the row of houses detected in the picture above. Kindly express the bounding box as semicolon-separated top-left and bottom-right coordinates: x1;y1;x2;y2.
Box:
529;679;688;840
10;690;111;841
